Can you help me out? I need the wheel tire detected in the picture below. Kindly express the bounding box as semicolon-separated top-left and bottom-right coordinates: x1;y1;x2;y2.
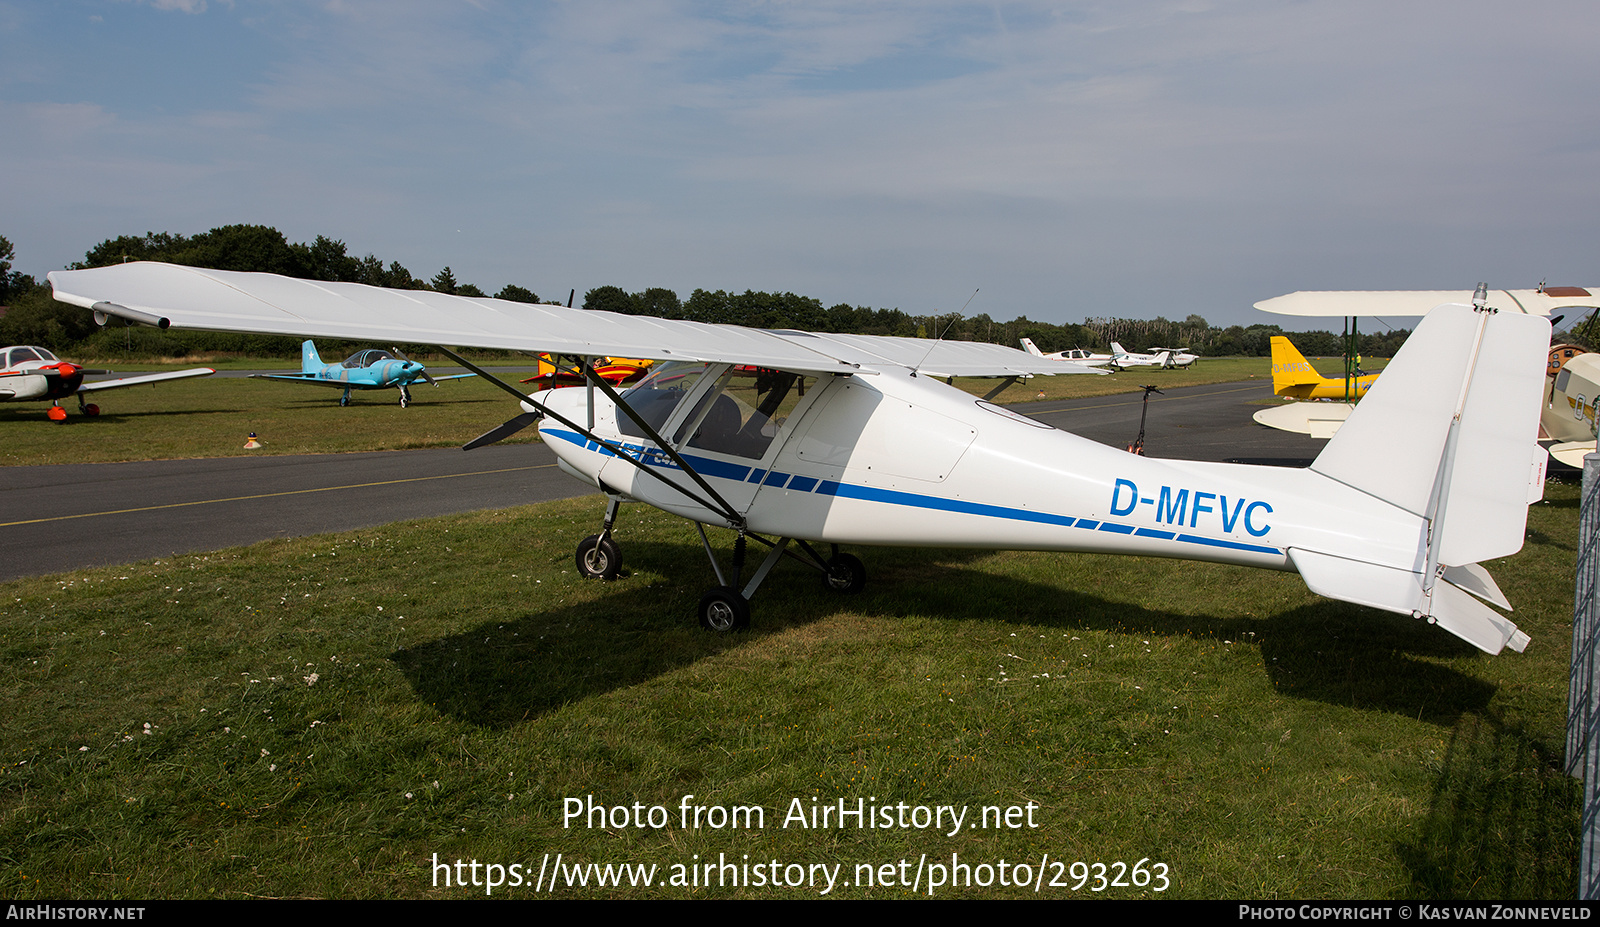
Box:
575;534;621;580
823;553;866;594
82;404;100;417
339;394;351;407
399;387;411;408
698;586;750;632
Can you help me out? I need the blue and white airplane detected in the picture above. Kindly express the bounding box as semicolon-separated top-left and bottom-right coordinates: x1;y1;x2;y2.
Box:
50;263;1550;654
251;340;474;407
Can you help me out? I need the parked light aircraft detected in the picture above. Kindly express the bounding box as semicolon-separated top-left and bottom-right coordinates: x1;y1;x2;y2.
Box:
1269;336;1380;401
1148;347;1198;368
251;340;474;407
49;263;1551;655
1018;339;1112;367
1107;343;1172;370
0;344;213;420
521;354;653;391
1540;345;1600;468
1254;284;1600;444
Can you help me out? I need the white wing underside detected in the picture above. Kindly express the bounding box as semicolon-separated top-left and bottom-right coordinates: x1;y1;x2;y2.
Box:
49;263;1100;380
1256;287;1600;318
78;367;215;392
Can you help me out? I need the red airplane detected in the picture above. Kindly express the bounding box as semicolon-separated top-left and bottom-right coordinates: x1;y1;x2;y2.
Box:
0;344;214;420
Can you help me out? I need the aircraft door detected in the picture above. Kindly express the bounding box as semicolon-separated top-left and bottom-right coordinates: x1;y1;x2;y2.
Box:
602;364;825;523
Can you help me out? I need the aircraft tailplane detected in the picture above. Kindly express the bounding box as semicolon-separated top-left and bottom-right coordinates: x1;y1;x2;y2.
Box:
1269;336;1325;390
1291;303;1549;654
301;340;323;373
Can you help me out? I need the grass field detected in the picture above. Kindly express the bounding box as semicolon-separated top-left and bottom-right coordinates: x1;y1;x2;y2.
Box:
0;481;1579;899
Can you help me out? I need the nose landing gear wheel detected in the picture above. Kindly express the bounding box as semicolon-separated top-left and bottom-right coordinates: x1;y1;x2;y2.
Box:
399;386;412;408
698;587;750;632
575;534;622;580
823;553;866;594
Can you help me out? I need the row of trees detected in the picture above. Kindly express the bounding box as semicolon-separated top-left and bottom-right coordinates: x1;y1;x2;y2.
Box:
2;225;1411;359
581;284;1410;357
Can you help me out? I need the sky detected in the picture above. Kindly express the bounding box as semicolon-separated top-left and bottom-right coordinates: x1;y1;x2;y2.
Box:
2;0;1597;328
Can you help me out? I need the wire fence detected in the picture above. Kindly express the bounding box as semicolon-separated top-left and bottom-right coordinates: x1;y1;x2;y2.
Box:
1567;453;1600;898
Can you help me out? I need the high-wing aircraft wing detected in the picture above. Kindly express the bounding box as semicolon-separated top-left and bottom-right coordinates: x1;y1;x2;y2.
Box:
49;262;1092;379
1256;286;1600;318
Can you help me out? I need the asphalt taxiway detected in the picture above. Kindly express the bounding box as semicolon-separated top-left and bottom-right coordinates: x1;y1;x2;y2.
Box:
0;378;1321;581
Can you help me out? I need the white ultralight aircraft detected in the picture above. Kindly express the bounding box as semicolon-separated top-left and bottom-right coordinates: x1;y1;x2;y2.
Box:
1107;342;1172;370
49;263;1549;654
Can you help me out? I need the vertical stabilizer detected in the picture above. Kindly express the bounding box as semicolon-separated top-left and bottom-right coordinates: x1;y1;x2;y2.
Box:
1311;304;1548;565
1270;336;1325;389
1020;338;1044;357
301;340;323;373
1289;302;1549;654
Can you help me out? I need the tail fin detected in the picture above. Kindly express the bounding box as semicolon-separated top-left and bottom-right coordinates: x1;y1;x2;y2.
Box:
1288;304;1550;654
1019;338;1044;357
301;340;323;373
1111;342;1128;356
1270;336;1325;390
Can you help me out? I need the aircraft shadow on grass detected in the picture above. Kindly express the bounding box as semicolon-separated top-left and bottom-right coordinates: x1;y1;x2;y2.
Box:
390;540;1498;732
1395;710;1578;899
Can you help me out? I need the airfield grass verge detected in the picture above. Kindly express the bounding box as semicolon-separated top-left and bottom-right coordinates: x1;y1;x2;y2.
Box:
0;376;541;466
0;483;1579;899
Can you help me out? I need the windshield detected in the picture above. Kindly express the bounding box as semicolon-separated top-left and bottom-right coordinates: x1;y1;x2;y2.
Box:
616;362;716;440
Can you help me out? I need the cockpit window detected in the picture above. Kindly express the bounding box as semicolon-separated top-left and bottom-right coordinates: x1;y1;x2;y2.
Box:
8;347;42;366
616;362;715;440
686;369;814;460
344;349;394;368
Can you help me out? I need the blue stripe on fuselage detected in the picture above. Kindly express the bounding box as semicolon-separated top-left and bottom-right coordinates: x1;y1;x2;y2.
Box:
541;428;1282;557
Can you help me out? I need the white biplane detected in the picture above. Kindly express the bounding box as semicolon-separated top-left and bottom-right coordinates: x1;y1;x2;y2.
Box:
49;263;1550;654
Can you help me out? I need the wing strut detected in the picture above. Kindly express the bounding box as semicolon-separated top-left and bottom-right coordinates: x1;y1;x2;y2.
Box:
437;347;746;527
571;355;745;527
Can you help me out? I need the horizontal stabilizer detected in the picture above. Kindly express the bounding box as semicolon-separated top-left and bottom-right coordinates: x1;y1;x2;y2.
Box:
1289;548;1527;654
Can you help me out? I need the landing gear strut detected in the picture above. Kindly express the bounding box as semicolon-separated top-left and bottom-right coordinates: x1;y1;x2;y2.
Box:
574;498;624;580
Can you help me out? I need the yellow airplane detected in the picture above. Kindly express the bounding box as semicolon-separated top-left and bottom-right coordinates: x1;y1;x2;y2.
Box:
1269;336;1379;400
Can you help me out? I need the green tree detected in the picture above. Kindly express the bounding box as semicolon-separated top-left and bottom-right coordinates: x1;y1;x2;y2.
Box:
431;267;459;295
494;284;541;304
0;235;37;304
583;286;639;314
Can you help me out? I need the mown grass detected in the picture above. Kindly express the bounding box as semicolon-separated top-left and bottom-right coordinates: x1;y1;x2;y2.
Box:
0;375;540;466
0;482;1578;899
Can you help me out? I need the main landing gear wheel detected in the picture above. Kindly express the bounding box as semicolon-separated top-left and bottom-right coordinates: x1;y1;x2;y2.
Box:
698;586;750;632
823;553;866;594
339;392;351;407
81;403;100;417
575;534;622;580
